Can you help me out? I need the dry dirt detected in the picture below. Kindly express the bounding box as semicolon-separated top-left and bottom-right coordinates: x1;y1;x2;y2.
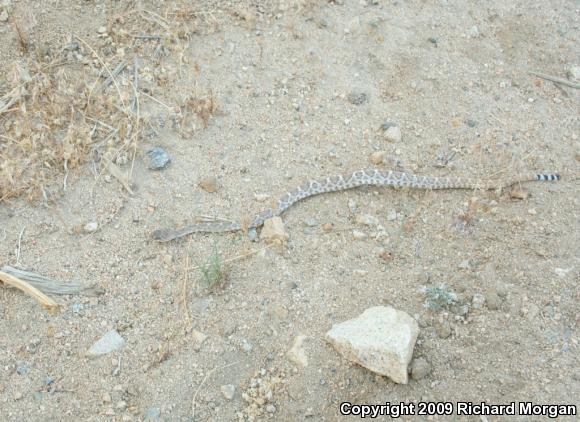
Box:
1;0;579;421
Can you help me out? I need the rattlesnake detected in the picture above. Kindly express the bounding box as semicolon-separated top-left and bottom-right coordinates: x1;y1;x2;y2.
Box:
151;168;560;242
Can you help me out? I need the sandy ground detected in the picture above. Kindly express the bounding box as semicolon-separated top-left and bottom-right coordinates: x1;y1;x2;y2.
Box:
0;0;579;421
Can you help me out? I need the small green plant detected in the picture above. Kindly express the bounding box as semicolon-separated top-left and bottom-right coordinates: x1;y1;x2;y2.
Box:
197;247;227;290
420;283;458;311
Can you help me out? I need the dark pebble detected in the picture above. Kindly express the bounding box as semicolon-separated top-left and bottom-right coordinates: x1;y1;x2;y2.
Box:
146;147;171;170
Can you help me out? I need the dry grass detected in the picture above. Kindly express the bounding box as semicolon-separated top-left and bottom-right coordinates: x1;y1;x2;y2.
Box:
0;53;138;201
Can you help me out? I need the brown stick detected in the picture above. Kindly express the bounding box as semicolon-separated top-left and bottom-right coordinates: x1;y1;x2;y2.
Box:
0;270;60;314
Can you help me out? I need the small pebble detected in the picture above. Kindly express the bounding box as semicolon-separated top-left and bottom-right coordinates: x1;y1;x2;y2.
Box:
146;147;171;170
83;222;99;233
510;186;529;200
386;210;397;221
380;121;396;130
467;25;480;38
0;10;9;22
322;223;334;232
199;177;218;193
428;37;438;45
382;125;402;143
377;249;393;261
305;218;319;227
145;407;161;421
352;230;368;240
369;151;387;165
528;209;537;215
347;92;368;105
266;404;277;413
247;228;258;241
16;362;29;375
26;338;41;354
472;293;486;309
221;384;235;400
458;259;470;270
410;357;431;380
466;119;477;127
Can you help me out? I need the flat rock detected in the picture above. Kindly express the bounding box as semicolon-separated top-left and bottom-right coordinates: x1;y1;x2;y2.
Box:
87;330;125;357
326;306;419;384
287;335;308;368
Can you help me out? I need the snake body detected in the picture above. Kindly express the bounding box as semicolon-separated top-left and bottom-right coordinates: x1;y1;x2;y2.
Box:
151;169;560;242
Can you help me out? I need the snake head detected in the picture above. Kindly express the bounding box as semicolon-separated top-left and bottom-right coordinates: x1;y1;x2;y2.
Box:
151;229;170;242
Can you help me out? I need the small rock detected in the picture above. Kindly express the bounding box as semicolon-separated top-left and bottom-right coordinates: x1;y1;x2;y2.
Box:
509;186;529;200
410;357;431;380
97;26;107;34
428;37;438;45
87;330;125;357
260;217;289;244
382;125;402;143
377;249;393;261
380;121;396;130
146;147;171;170
304;218;319;227
265;404;277;413
102;392;112;403
144;407;161;420
355;214;379;226
322;223;334;232
485;291;501;310
352;230;368;240
83;221;99;233
347;92;368;105
326;306;419;384
528;208;537;215
199;177;218;193
247;228;258;241
287;335;308;368
0;10;8;22
369;151;387;165
472;293;486;309
26;338;41;354
466;119;477;128
254;193;270;202
240;338;253;353
220;384;235;400
16;362;29;375
458;259;470;270
467;25;480;38
386;210;397;221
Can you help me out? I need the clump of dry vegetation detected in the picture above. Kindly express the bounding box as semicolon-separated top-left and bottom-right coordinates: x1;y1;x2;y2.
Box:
0;2;232;203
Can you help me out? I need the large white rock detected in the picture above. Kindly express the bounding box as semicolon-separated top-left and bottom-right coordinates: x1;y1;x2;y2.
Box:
326;306;419;384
